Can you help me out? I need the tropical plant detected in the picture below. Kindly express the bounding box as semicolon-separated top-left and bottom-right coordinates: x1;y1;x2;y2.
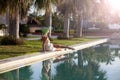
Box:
0;0;33;38
52;12;64;31
57;0;96;38
0;35;24;45
57;0;76;38
34;0;63;37
73;0;96;37
19;24;30;37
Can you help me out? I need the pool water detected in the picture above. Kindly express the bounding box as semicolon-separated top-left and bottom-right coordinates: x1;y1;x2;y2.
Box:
0;43;120;80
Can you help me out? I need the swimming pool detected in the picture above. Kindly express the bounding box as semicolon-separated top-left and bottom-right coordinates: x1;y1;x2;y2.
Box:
0;43;120;80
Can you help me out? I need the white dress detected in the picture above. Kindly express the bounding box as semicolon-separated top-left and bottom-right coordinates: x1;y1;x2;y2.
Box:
45;38;55;51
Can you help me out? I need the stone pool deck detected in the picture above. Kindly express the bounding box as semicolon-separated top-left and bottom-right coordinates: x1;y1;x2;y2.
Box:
0;38;108;74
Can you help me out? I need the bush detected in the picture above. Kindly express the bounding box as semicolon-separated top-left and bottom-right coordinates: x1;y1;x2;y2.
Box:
54;30;63;33
0;24;7;29
0;36;24;45
19;24;29;37
57;34;72;40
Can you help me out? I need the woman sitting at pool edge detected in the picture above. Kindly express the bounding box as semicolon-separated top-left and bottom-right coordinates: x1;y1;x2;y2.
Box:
41;27;75;52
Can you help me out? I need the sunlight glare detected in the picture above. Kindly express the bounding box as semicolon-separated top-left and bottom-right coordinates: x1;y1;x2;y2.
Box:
108;0;120;11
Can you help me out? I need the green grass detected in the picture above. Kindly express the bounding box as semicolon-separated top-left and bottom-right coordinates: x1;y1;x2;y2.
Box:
0;38;96;59
52;38;93;45
26;36;40;38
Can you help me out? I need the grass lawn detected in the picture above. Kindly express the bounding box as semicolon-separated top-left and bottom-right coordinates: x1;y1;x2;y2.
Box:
0;38;95;59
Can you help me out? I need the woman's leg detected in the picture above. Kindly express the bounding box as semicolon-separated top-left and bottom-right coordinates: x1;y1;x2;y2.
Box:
53;44;75;50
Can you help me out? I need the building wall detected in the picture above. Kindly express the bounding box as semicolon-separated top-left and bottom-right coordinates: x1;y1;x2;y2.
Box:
0;30;6;36
29;26;42;33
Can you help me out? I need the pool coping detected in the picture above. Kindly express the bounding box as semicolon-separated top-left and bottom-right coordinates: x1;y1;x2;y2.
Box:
0;38;108;74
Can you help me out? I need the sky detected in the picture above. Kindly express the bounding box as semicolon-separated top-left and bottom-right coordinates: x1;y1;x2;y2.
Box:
107;0;120;11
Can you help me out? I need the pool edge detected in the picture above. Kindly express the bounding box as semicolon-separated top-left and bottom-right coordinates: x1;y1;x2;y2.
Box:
0;38;108;74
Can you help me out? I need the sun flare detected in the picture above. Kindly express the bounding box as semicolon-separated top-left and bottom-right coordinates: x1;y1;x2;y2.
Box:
108;0;120;11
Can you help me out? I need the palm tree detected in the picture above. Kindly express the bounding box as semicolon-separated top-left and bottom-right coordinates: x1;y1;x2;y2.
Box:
0;0;32;38
58;0;75;38
34;0;62;37
74;0;95;37
58;0;95;38
52;12;64;31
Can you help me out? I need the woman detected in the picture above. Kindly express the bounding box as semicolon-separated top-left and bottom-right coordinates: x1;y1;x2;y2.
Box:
41;27;75;52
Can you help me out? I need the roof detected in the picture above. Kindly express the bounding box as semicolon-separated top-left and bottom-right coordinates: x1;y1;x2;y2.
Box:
27;16;41;26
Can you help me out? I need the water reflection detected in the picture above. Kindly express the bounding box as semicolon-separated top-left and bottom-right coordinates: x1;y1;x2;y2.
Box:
1;43;120;80
53;44;120;80
41;59;52;80
81;44;113;64
53;46;109;80
0;66;32;80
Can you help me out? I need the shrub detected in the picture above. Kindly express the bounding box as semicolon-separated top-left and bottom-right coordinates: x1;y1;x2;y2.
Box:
57;34;71;40
0;36;24;45
54;30;63;33
19;24;29;37
0;24;7;29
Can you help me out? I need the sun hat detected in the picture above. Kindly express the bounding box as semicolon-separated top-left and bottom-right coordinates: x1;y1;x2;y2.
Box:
42;27;50;36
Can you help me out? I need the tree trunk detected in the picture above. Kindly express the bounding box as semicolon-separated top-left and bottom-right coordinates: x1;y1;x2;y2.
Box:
63;13;70;38
74;15;83;38
15;7;20;39
5;9;9;35
8;6;20;38
45;11;52;38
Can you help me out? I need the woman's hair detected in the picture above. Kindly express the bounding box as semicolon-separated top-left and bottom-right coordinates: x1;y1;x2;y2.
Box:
42;36;48;42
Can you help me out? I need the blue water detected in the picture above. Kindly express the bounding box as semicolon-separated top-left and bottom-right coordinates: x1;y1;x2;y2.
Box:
1;43;120;80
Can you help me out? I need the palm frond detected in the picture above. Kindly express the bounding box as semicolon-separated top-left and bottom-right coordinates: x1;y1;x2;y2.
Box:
34;0;63;13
